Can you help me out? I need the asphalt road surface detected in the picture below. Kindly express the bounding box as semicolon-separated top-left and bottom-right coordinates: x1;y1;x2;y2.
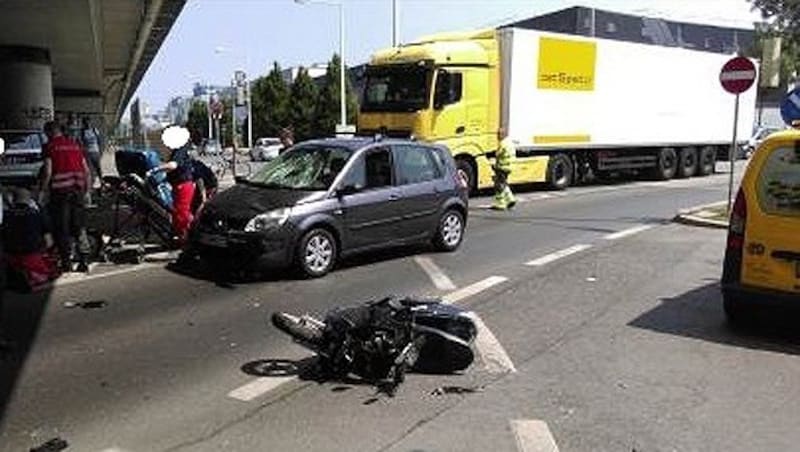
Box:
5;164;796;452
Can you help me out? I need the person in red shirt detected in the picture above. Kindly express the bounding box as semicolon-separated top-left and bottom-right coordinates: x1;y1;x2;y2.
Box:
39;121;92;272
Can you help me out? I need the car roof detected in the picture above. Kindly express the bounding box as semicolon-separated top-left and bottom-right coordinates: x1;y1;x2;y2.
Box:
301;136;441;151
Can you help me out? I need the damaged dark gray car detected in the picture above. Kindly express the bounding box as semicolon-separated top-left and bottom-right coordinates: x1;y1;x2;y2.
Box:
189;137;469;277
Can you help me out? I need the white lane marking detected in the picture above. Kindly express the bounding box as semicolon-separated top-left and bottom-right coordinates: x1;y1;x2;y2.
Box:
442;276;508;304
525;244;591;267
603;224;654;240
53;263;160;287
227;376;296;402
466;312;516;374
511;419;560;452
414;256;457;291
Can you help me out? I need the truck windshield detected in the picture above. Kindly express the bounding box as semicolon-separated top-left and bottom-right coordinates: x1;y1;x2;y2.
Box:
362;65;431;113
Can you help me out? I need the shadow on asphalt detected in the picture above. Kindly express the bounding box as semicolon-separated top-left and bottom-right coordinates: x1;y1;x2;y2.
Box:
0;284;54;426
629;282;800;356
165;244;430;286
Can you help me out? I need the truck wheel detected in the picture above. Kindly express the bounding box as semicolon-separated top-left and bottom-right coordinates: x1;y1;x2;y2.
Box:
676;147;698;178
697;146;715;176
547;154;573;190
652;148;677;180
455;157;477;195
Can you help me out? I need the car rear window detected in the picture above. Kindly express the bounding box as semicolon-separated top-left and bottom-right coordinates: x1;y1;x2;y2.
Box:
757;145;800;217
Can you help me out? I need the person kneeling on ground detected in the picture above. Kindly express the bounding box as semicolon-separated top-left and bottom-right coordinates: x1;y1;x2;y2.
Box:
3;188;60;292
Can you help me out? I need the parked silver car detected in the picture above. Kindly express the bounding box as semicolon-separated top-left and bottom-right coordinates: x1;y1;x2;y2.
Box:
250;137;282;161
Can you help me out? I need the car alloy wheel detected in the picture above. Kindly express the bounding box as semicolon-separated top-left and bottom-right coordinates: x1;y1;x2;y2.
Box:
435;210;464;251
300;229;336;277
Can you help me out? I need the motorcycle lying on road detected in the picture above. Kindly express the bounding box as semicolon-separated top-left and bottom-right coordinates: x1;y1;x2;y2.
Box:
271;296;478;394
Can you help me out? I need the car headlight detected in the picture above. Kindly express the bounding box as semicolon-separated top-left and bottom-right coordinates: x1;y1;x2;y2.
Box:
244;208;291;232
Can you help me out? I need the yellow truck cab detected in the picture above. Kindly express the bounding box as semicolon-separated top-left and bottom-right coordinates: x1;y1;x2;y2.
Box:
358;29;526;192
722;127;800;324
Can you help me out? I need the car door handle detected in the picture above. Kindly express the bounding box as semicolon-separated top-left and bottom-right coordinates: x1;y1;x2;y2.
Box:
455;126;465;134
771;250;800;261
389;193;401;201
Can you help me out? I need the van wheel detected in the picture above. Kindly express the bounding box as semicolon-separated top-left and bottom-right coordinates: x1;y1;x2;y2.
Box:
297;228;337;278
434;209;465;252
697;146;716;176
677;147;698;178
455;157;477;195
547;154;573;190
652;147;677;180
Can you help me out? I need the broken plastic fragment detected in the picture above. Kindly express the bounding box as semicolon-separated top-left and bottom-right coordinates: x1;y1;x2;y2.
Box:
29;437;69;452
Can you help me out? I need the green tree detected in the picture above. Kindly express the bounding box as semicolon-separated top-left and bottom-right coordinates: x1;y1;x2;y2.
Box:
750;0;800;81
186;100;209;142
288;67;319;141
251;62;290;139
314;53;359;136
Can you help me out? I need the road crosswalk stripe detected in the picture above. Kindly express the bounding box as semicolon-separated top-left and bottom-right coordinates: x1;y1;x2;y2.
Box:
511;419;560;452
603;224;654;240
525;244;591;267
466;312;517;373
442;276;508;304
414;256;457;290
227;376;296;402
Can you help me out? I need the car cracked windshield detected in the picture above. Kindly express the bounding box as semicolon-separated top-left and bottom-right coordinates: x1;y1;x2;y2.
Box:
244;144;353;190
2;1;799;452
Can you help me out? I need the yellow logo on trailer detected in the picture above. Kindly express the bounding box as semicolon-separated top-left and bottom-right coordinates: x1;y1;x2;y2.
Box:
537;37;597;91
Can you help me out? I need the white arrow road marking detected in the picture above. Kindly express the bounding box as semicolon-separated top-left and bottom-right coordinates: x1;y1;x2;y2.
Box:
466;312;517;374
228;376;297;402
511;419;560;452
442;276;508;304
525;244;591;267
603;224;654;240
414;256;457;290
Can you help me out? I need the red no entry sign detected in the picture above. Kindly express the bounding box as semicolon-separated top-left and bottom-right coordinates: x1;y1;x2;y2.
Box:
720;56;756;94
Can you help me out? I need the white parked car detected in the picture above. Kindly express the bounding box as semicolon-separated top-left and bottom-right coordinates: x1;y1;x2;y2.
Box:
0;129;48;185
250;137;282;161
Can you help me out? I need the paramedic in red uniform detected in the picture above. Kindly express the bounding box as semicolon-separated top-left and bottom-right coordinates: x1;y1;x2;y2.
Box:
39;121;92;273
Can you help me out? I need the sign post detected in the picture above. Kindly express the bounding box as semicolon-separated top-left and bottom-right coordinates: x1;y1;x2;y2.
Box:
719;56;757;214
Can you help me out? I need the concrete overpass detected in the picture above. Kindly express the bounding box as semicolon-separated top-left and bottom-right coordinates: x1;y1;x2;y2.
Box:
0;0;187;131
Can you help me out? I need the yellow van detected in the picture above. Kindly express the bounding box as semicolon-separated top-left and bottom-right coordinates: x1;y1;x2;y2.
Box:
722;128;800;323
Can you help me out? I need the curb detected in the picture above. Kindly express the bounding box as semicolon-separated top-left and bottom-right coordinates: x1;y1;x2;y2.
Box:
673;200;729;230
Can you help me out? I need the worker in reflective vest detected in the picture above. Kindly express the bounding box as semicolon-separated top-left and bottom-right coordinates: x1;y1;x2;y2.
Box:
40;121;92;272
492;128;517;210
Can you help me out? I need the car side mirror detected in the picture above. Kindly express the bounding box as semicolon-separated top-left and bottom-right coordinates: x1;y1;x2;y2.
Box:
336;184;359;197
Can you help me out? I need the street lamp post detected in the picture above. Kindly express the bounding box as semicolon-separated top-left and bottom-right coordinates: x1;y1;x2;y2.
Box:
392;0;399;47
295;0;347;130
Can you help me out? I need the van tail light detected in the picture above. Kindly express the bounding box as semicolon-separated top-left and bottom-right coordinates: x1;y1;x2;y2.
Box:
722;188;746;285
728;188;747;250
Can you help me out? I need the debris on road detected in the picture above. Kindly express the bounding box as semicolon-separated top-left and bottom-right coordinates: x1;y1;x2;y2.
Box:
29;437;69;452
62;300;108;309
430;385;484;396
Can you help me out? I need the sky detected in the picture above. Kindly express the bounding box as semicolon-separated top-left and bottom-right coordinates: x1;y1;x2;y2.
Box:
131;0;764;113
